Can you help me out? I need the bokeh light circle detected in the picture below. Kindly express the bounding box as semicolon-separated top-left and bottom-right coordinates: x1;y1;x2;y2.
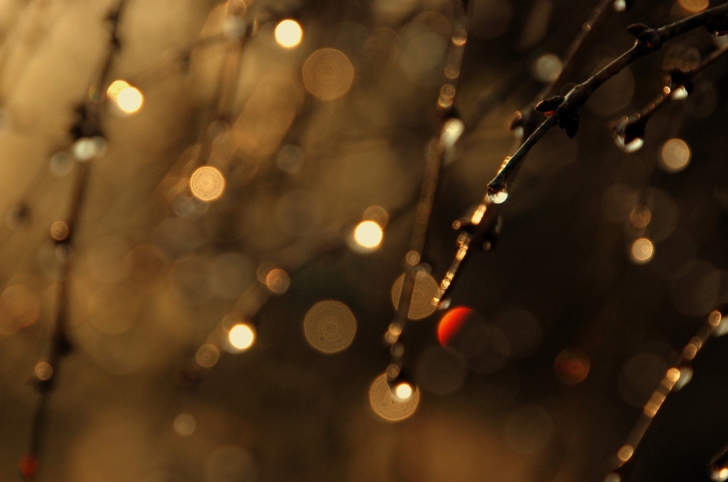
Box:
390;271;439;320
302;48;354;101
437;306;476;346
353;220;383;250
303;300;357;354
190;166;225;201
274;19;303;48
368;373;420;422
228;323;255;351
659;138;691;173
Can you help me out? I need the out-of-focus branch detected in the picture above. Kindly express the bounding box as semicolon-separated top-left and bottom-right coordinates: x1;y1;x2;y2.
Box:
21;1;129;480
606;307;728;480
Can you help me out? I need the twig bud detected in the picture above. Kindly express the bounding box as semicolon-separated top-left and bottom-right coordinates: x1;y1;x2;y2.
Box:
535;95;565;114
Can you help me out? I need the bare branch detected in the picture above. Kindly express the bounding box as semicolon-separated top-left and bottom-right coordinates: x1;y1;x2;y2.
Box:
489;3;728;194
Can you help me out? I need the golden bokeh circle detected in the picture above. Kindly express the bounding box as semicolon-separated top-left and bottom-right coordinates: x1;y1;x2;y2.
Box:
659;138;691;173
196;343;220;368
274;19;303;48
190;166;225;201
678;0;708;13
302;48;354;101
368;373;420;422
390;271;439;320
303;300;357;354
630;237;654;264
0;285;40;335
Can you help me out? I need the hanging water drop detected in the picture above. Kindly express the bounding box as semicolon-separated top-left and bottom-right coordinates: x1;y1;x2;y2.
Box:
711;467;728;482
671;86;689;100
612;116;645;153
714;316;728;337
674;366;693;391
710;445;728;481
488;187;508;205
613;0;626;12
614;133;644;153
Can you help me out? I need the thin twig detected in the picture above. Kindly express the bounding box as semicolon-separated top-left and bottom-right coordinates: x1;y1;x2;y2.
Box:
22;1;129;479
611;41;728;132
537;0;614;103
385;0;471;374
491;3;728;193
606;308;728;478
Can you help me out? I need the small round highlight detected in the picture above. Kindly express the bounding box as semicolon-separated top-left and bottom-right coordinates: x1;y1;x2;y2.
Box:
108;80;144;115
302;48;354;101
554;349;590;384
629;205;651;228
228;323;256;351
488;189;508;205
369;373;420;422
303;300;357;354
196;343;220;368
393;381;414;401
391;271;439;320
712;466;728;482
34;361;53;381
106;79;129;100
0;284;41;335
50;221;69;241
265;268;290;294
173;412;196;437
659;138;690;173
630;237;655;264
678;0;709;13
72;136;106;161
440;117;465;149
351;220;383;252
274;19;303;48
190;166;225;201
617;444;634;463
532;53;562;83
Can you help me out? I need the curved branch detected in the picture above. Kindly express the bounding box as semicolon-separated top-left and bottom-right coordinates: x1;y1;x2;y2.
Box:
489;3;728;194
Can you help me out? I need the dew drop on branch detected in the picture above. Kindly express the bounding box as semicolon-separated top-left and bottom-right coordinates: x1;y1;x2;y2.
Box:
613;133;644;153
488;188;508;205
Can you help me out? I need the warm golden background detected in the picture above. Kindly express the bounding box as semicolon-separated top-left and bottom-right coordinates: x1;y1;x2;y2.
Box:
1;0;728;480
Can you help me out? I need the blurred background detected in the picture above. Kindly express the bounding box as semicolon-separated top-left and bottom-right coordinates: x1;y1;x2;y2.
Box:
1;0;728;480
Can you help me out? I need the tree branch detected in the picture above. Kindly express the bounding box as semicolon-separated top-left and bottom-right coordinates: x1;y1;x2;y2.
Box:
489;3;728;194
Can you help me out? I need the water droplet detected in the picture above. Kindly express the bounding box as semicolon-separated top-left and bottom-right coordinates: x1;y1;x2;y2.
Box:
613;0;627;12
605;473;622;482
617;444;634;463
710;466;728;481
614;133;644;153
714;315;728;337
488;188;508;205
440;117;464;149
710;445;728;481
671;86;689;100
72;136;106;161
674;366;693;391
